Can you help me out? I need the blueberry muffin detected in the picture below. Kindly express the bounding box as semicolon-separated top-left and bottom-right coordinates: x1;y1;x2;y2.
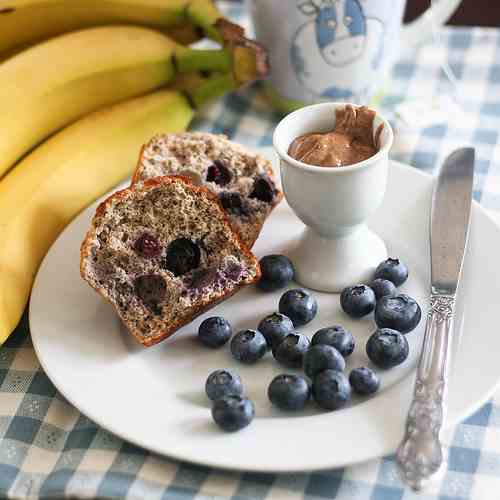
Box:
80;176;260;346
132;132;282;247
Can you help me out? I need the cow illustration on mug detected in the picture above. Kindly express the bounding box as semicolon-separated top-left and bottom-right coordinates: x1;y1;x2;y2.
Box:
291;0;384;101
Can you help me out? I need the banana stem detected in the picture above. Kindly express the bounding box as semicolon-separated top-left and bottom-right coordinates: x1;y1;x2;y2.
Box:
187;73;236;109
168;3;248;47
182;0;269;84
175;39;267;86
185;0;224;43
174;47;231;74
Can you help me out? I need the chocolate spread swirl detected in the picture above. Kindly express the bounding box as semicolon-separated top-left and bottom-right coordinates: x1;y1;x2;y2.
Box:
288;105;383;168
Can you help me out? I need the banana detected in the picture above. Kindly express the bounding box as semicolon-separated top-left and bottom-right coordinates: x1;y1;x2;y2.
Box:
0;25;267;178
0;73;236;344
0;0;234;57
0;25;203;63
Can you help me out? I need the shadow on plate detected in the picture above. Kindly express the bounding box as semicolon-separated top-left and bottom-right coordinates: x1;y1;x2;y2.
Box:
177;390;211;409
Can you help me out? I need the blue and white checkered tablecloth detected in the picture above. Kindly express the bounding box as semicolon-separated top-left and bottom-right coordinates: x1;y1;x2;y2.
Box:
2;4;500;500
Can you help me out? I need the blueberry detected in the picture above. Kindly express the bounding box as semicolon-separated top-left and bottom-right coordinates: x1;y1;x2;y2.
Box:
257;255;295;291
312;370;351;410
250;176;275;203
370;278;397;300
134;274;166;313
349;367;380;395
230;329;267;364
219;192;248;216
366;328;409;369
206;159;232;186
272;333;310;368
311;326;355;358
257;312;294;349
198;317;232;348
340;284;376;318
268;374;310;411
303;345;345;378
205;369;243;401
279;288;318;327
375;294;422;334
374;258;409;286
211;395;254;432
133;233;161;258
163;238;200;276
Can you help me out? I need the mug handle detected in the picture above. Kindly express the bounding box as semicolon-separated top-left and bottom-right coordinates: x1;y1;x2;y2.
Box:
401;0;462;49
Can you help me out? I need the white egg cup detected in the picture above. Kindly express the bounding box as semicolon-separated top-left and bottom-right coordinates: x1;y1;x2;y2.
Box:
273;102;394;293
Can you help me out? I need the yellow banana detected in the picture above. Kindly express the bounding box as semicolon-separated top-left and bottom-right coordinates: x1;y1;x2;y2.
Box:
0;73;236;344
0;0;230;57
0;26;206;64
0;25;267;178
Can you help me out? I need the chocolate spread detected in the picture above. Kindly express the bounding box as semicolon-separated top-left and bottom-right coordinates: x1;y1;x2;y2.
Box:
288;105;383;168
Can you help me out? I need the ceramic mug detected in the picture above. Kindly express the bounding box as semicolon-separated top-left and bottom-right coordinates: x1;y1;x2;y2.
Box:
248;0;462;111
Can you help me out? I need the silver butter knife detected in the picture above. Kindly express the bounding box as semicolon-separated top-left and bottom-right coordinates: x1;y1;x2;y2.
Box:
396;148;475;490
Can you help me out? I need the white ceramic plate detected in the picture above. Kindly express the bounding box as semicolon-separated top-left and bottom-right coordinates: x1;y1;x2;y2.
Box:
30;155;500;472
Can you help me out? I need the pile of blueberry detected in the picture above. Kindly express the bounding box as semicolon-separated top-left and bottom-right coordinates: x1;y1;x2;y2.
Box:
199;255;421;432
341;258;421;368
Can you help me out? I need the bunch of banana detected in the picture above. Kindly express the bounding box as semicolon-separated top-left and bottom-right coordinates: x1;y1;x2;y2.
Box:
0;0;268;344
0;0;240;57
0;23;266;178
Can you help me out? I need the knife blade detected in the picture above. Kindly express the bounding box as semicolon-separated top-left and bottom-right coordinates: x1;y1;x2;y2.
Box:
431;148;475;294
396;148;475;490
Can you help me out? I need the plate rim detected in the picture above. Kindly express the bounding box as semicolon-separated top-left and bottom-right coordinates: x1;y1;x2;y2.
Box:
29;159;500;472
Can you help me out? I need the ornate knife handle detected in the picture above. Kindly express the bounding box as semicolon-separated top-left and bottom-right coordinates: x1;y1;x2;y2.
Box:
396;294;456;490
